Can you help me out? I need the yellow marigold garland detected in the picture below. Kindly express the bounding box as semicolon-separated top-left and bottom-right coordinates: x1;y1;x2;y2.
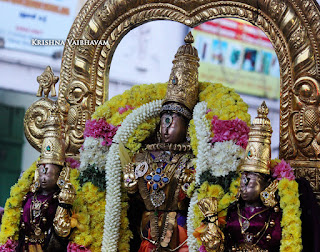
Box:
270;158;302;251
69;169;93;248
278;178;302;252
0;161;37;244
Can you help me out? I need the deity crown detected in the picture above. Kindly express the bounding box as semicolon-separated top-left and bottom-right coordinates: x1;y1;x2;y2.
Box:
38;103;65;166
240;101;273;175
162;32;200;119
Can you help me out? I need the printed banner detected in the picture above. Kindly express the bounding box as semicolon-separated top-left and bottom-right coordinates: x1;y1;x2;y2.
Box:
0;0;79;56
193;19;280;99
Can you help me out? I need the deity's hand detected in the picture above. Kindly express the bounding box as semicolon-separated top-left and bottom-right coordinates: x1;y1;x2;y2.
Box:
180;169;195;193
199;222;225;252
123;163;138;193
196;197;225;252
53;182;76;237
58;182;76;205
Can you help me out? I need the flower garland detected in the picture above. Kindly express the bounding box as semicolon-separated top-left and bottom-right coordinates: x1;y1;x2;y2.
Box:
101;100;162;251
271;160;302;252
211;116;250;149
74;82;251;251
0;161;37;244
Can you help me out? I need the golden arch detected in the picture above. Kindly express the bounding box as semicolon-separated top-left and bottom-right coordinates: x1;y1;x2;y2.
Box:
57;0;320;198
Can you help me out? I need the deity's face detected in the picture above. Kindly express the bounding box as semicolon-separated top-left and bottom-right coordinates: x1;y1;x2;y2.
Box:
240;172;268;207
160;112;187;144
38;163;60;194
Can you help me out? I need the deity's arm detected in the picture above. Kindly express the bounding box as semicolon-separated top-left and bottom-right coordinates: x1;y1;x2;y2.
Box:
122;152;146;194
53;182;76;237
194;197;225;252
123;162;139;194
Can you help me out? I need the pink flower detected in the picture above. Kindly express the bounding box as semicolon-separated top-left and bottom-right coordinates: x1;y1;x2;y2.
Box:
272;159;295;181
199;245;208;252
0;239;18;251
118;105;135;114
67;243;91;252
66;157;80;169
83;119;119;147
211;116;250;149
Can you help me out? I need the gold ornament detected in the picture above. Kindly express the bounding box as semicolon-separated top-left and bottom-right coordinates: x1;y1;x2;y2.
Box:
161;32;199;119
260;180;279;208
57;163;71;189
54;173;76;237
197;197;225;252
241;101;273;175
36;66;59;98
30;168;40;193
38;103;65;167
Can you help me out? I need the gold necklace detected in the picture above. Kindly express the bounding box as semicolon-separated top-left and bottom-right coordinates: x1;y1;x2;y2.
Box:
30;194;49;237
237;204;271;245
237;204;269;233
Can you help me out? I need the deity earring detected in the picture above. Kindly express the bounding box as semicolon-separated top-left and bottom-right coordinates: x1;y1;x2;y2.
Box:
260;180;279;207
186;131;191;142
30;168;40;193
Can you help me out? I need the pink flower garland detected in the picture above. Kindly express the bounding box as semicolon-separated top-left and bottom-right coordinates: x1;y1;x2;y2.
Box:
272;159;295;181
0;239;18;252
67;243;91;252
210;116;250;149
66;157;80;169
83;119;119;146
118;105;135;114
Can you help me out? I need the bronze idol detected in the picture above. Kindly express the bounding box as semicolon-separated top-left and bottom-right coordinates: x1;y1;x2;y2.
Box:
18;101;76;251
224;102;281;252
123;32;198;252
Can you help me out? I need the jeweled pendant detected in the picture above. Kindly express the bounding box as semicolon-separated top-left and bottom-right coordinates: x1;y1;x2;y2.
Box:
34;226;42;236
245;233;253;243
150;190;165;208
242;219;250;232
135;161;148;178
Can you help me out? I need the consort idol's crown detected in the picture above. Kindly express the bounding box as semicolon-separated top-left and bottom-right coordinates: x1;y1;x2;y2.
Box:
38;103;65;166
240;101;273;175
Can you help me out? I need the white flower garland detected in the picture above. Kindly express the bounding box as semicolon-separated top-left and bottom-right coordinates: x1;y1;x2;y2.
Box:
208;140;244;177
187;190;199;252
79;137;109;172
101;100;162;252
193;101;212;186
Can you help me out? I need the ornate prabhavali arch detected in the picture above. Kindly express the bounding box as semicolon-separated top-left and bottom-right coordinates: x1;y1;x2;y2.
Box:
24;0;320;200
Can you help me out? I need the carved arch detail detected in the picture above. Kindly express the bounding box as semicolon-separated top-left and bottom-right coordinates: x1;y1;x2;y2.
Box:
57;0;320;198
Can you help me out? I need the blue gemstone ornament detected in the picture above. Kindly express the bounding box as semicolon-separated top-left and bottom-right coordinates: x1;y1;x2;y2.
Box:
162;177;169;183
153;175;161;182
153;184;158;190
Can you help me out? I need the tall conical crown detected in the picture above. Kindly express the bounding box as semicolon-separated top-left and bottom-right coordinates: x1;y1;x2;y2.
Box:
38;103;65;166
240;101;273;175
161;32;200;119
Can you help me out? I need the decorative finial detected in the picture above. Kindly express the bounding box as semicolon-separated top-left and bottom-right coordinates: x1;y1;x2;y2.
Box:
257;101;269;118
36;66;59;98
184;32;194;44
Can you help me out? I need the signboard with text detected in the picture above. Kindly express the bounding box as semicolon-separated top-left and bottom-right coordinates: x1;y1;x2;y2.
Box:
0;0;79;56
193;19;280;99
